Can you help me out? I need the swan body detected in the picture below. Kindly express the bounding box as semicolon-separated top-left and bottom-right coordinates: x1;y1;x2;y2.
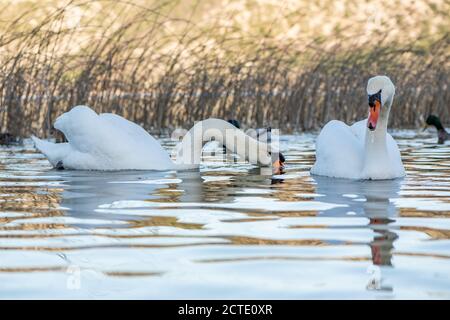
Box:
311;76;405;180
32;106;275;171
32;106;174;170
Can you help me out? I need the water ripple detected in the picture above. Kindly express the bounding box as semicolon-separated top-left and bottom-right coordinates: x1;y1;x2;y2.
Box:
0;132;449;299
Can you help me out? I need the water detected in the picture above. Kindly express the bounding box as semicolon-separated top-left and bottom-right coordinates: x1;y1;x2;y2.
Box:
0;130;449;299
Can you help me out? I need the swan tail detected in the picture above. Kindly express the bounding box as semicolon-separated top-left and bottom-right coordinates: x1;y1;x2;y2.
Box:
31;136;68;168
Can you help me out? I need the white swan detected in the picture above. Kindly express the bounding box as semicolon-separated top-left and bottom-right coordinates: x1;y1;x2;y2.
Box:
32;105;284;171
311;75;405;180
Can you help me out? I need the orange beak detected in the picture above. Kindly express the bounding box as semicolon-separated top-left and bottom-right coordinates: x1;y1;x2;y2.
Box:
272;159;285;174
367;100;381;131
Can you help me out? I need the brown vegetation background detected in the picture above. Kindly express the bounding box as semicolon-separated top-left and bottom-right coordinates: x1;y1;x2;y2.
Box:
0;0;449;137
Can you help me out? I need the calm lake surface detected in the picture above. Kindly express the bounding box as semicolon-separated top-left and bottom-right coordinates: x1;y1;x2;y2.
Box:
1;130;449;299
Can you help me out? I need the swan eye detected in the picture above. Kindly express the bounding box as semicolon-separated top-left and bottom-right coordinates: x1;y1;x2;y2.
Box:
368;89;382;107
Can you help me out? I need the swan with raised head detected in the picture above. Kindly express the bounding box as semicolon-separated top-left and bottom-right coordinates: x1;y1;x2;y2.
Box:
32;105;284;171
311;75;405;180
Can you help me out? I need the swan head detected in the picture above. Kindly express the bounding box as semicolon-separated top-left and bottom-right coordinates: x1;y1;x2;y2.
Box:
366;76;395;131
270;151;286;174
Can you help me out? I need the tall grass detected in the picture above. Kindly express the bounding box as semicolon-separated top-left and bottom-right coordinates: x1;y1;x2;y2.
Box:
0;0;449;138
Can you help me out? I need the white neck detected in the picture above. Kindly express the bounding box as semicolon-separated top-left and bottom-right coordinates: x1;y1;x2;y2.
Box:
174;118;272;168
362;96;393;178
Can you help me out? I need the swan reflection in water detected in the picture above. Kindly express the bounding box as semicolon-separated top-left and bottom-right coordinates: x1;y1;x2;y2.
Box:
48;166;398;293
54;166;280;227
55;170;205;226
312;176;402;291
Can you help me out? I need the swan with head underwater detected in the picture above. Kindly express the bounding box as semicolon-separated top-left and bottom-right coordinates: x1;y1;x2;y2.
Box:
311;75;405;180
31;105;285;172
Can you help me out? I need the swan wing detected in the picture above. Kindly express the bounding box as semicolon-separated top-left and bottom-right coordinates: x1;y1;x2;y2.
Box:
349;119;367;141
99;113;160;147
99;112;173;168
37;106;173;170
311;120;364;179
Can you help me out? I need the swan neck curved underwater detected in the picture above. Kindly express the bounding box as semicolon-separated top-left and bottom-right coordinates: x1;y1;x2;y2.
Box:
311;75;405;180
175;118;275;169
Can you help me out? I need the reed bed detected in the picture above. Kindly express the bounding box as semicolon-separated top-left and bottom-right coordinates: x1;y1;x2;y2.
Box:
0;0;449;138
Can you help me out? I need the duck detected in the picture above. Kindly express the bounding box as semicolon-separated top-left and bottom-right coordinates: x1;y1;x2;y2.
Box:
0;132;18;145
311;75;405;180
425;114;448;144
31;105;285;171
